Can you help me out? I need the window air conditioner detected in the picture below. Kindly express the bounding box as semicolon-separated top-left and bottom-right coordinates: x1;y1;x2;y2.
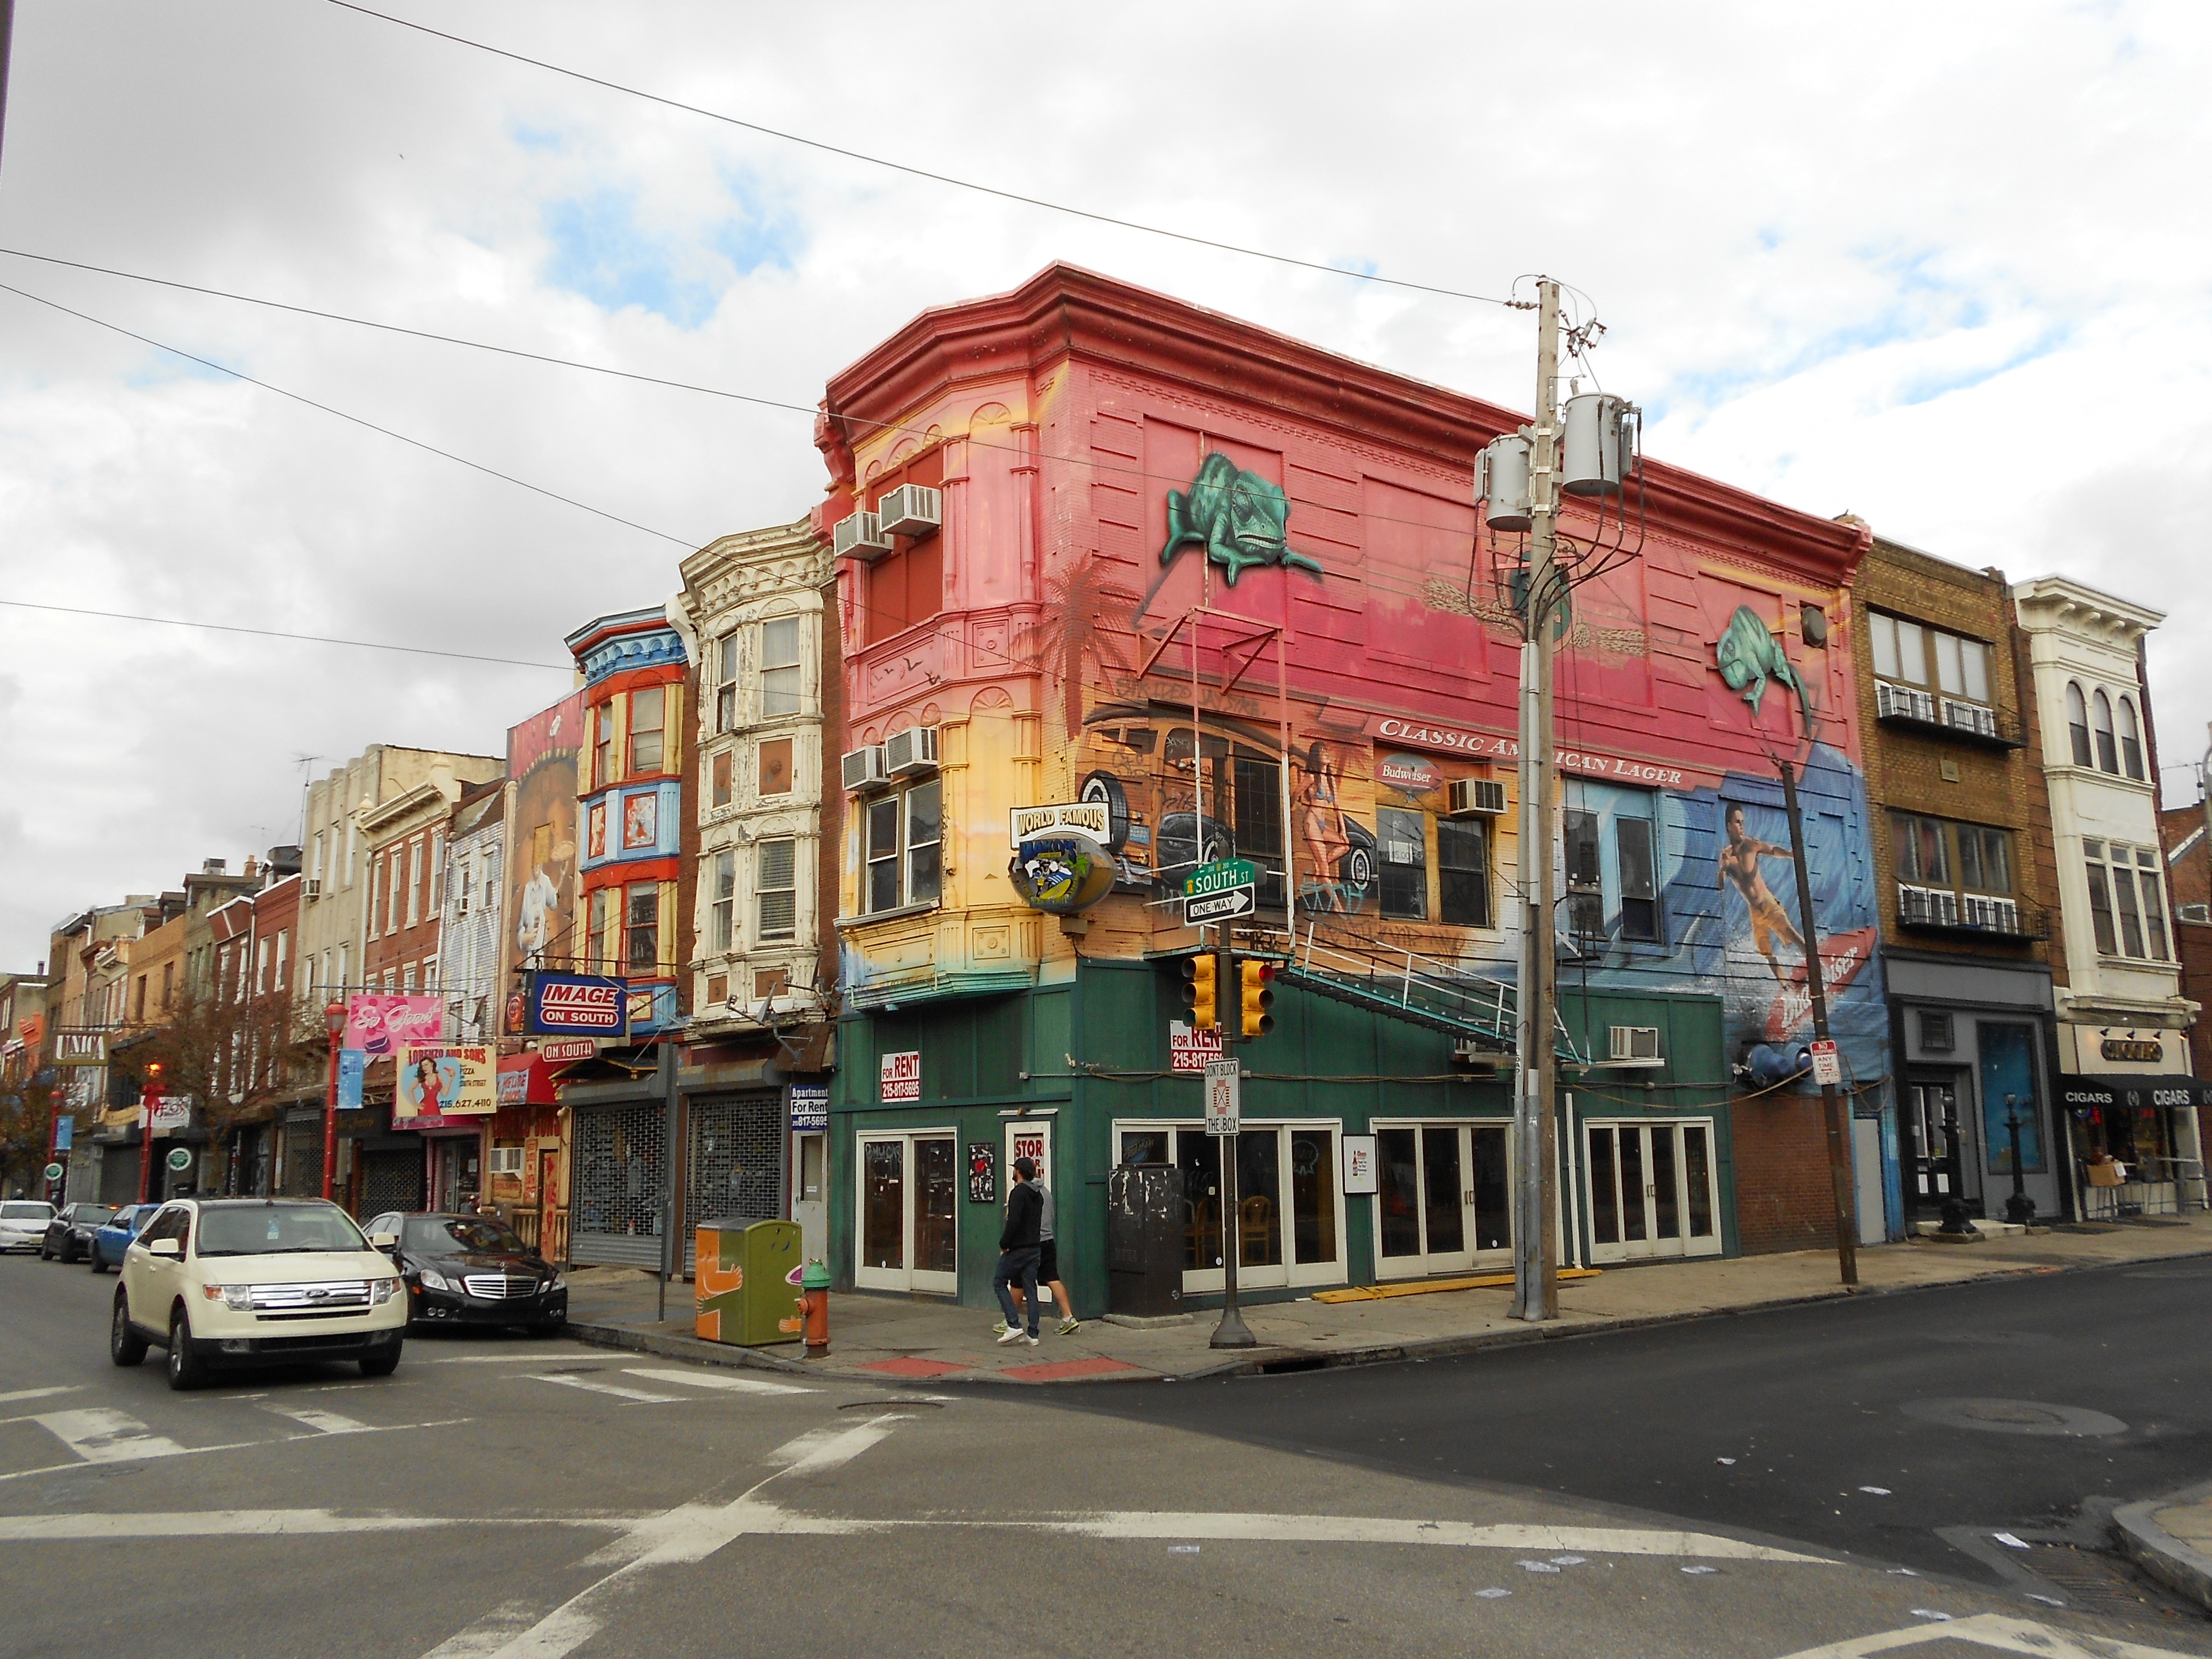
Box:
833;510;892;563
486;1146;525;1177
1943;698;1998;738
1876;681;1937;723
303;879;322;900
1608;1025;1663;1064
1899;883;1959;927
876;484;943;538
1447;778;1508;817
840;745;888;793
882;726;940;777
2180;902;2211;924
1960;893;2019;933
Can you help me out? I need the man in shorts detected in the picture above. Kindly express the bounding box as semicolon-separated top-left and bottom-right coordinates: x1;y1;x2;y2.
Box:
1718;803;1804;984
994;1168;1080;1337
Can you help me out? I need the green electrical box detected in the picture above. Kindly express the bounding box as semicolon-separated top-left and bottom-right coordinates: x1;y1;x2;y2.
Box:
694;1218;804;1346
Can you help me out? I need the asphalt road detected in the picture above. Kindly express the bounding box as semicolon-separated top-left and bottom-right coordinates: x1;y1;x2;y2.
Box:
1069;1253;2212;1586
5;1246;2210;1659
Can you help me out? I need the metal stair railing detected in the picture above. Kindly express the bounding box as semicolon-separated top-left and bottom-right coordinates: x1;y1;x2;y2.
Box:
1285;920;1587;1066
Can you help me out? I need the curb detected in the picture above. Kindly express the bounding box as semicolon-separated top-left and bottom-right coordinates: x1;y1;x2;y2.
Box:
567;1235;2212;1389
2114;1480;2212;1612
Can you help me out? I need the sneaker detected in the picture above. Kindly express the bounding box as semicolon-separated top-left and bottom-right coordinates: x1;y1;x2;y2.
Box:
1024;1333;1040;1346
991;1318;1008;1337
1058;1316;1081;1336
996;1326;1026;1346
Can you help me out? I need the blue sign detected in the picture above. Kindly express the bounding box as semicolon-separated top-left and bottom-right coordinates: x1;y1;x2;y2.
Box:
789;1084;830;1132
53;1116;72;1151
528;973;627;1037
337;1048;366;1111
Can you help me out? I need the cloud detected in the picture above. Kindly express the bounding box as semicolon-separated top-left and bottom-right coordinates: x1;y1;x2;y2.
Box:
2;0;2211;967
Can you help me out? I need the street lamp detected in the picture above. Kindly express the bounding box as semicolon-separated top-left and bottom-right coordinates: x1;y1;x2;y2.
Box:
2003;1093;2038;1226
137;1060;164;1205
321;999;345;1203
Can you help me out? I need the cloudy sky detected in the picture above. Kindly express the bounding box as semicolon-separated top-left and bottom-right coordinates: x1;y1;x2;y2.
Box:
2;0;2207;970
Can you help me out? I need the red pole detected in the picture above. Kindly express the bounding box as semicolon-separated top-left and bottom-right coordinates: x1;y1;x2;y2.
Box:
137;1094;153;1205
322;1001;345;1203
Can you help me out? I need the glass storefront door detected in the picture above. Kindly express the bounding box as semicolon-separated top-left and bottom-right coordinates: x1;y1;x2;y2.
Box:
1904;1078;1964;1217
1584;1119;1721;1264
1374;1121;1511;1279
854;1131;958;1294
1113;1120;1346;1293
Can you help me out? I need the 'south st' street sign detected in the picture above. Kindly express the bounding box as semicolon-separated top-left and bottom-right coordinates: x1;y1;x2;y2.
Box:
1185;859;1258;897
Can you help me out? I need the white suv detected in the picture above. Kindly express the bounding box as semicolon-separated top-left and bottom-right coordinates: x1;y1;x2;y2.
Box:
113;1198;407;1390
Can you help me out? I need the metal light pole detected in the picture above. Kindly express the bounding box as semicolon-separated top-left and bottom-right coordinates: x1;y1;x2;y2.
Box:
321;999;345;1202
1209;938;1254;1349
2003;1094;2037;1225
1512;278;1564;1323
1776;760;1858;1287
656;1036;678;1324
137;1061;162;1205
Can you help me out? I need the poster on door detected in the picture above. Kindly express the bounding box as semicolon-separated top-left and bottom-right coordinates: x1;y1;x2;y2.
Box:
1006;1121;1050;1186
967;1142;996;1205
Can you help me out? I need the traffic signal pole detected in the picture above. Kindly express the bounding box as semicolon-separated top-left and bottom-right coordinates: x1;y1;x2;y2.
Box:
1512;279;1564;1324
1209;937;1253;1350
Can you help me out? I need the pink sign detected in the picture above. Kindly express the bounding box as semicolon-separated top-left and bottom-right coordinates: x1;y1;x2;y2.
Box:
345;994;444;1056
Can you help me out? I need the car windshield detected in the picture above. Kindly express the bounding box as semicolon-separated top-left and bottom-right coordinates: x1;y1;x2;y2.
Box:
1;1202;54;1220
403;1216;527;1255
197;1203;370;1258
78;1206;117;1224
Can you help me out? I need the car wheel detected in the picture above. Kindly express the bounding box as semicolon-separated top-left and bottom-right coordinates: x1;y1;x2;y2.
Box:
358;1344;401;1378
38;1238;52;1261
1341;845;1374;890
62;1240;79;1264
166;1306;208;1392
110;1292;148;1367
1078;771;1132;853
89;1246;108;1275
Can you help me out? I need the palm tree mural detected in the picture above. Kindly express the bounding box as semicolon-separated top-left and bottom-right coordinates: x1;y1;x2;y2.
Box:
1015;556;1141;739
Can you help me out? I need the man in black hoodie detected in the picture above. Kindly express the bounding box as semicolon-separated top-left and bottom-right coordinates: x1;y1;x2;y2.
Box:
992;1156;1043;1346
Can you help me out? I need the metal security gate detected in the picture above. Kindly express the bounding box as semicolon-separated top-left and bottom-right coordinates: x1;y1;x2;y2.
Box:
569;1101;667;1267
683;1090;784;1272
280;1121;324;1198
359;1150;424;1217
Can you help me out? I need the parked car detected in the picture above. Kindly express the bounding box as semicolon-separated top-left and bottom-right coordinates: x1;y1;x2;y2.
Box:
39;1203;116;1263
88;1203;164;1274
112;1197;406;1390
363;1211;567;1336
0;1200;56;1253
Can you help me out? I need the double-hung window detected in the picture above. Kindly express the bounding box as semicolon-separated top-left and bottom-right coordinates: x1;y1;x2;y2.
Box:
1563;810;1603;940
1870;613;1993;731
863;780;942;913
2084;840;2170;961
594;700;618;789
1560;785;1663;945
760;618;803;718
1437;817;1492;929
626;883;660;974
758;839;798;940
715;633;741;733
629;686;666;774
1377;806;1427;921
709;850;736;953
1893;813;2018;932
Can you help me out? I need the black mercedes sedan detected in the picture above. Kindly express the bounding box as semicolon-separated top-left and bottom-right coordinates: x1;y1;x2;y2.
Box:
361;1211;567;1336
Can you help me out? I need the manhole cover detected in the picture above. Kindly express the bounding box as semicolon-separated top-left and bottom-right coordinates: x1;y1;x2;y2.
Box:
1901;1397;2126;1437
1929;1332;2059;1348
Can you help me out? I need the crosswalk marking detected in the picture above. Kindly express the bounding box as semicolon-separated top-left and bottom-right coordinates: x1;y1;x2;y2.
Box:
260;1401;373;1435
621;1367;809;1397
528;1373;686;1404
34;1408;190;1464
0;1386;79;1407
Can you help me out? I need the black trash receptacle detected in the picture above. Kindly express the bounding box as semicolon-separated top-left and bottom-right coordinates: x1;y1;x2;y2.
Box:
1108;1162;1184;1317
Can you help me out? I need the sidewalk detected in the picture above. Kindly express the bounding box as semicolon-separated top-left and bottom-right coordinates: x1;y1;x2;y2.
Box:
562;1213;2212;1388
2116;1478;2212;1612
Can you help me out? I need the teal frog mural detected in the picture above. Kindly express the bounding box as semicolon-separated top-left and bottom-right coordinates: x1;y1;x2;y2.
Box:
1161;452;1324;586
1715;605;1814;732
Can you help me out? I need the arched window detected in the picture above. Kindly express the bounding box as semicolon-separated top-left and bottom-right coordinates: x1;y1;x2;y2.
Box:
2092;690;2118;774
2066;683;2092;768
2117;696;2145;781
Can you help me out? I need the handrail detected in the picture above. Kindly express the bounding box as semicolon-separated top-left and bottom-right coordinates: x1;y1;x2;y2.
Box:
1291;919;1587;1065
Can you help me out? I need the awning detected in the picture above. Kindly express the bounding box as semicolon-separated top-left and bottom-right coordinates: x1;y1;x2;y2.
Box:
497;1052;567;1107
2058;1074;2211;1111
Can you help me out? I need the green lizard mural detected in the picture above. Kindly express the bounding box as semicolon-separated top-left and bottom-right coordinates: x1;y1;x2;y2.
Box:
1161;452;1324;586
1714;605;1816;733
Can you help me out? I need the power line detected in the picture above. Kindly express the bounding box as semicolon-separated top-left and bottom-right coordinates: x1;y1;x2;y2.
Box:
324;2;1522;311
0;279;698;547
0;599;570;670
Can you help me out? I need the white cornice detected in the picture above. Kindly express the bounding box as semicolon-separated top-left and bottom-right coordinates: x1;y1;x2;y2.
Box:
2010;575;2164;640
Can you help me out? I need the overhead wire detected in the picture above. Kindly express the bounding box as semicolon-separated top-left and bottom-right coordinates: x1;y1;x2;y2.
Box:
0;599;572;671
323;1;1523;311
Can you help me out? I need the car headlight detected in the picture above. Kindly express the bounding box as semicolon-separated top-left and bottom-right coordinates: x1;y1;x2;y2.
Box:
547;1275;566;1292
418;1266;453;1292
371;1277;401;1306
201;1284;256;1311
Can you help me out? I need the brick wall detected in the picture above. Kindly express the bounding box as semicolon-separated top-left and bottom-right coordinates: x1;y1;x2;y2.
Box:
1731;1098;1842;1253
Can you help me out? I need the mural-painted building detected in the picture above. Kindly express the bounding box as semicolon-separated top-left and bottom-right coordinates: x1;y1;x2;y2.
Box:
819;265;1891;1314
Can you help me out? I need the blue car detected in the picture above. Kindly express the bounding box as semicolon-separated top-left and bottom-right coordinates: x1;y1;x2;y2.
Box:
87;1204;161;1274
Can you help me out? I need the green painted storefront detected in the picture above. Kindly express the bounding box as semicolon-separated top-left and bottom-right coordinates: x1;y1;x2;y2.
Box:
826;959;1736;1314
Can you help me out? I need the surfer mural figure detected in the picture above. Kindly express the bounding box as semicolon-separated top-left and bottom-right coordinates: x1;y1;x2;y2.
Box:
1718;803;1805;985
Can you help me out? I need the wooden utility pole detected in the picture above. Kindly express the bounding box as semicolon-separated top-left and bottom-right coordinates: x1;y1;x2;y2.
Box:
1512;279;1563;1323
1777;758;1859;1287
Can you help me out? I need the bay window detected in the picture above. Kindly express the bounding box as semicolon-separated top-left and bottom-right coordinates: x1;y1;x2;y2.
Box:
2085;840;2170;962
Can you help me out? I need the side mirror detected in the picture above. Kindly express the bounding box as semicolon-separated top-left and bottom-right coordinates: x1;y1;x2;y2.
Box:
368;1232;399;1251
147;1239;181;1259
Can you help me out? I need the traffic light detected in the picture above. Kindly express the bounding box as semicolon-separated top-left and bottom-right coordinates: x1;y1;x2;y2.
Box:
1237;959;1276;1039
1180;953;1219;1030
